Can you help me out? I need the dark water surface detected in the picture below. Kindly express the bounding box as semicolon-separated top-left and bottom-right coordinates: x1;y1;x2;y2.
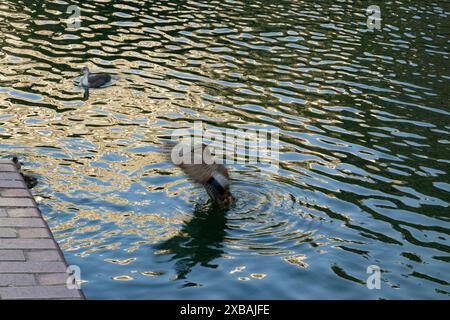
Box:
0;0;449;299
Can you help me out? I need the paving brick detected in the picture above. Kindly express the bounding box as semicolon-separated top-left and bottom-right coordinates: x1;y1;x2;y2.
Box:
0;158;85;299
0;285;82;299
37;273;68;286
0;239;56;249
17;228;51;239
7;208;40;217
0;172;22;180
0;179;27;188
0;228;17;238
0;274;36;287
0;218;45;228
0;181;26;189
0;261;67;273
0;164;15;172
0;250;25;261
0;198;35;207
26;250;62;262
0;189;31;198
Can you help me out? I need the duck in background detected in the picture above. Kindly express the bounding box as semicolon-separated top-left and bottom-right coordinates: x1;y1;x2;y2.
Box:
80;67;112;88
166;142;235;206
12;157;37;189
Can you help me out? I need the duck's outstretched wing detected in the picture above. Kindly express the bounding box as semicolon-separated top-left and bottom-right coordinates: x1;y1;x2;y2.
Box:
179;161;230;186
164;141;230;185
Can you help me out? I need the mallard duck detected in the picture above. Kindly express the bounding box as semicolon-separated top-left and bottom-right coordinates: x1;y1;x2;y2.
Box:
12;157;37;189
167;142;234;206
80;67;112;88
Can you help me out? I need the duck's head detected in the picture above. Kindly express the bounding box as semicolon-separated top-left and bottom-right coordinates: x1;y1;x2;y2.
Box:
81;66;90;75
220;189;235;206
205;173;235;206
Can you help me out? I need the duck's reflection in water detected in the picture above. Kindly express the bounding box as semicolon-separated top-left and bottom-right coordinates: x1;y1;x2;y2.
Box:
83;88;89;100
155;202;228;281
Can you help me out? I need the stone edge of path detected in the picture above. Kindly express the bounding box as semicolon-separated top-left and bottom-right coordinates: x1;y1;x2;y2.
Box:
0;158;85;300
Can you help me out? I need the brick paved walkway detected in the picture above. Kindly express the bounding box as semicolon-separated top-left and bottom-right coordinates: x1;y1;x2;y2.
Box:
0;159;84;299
